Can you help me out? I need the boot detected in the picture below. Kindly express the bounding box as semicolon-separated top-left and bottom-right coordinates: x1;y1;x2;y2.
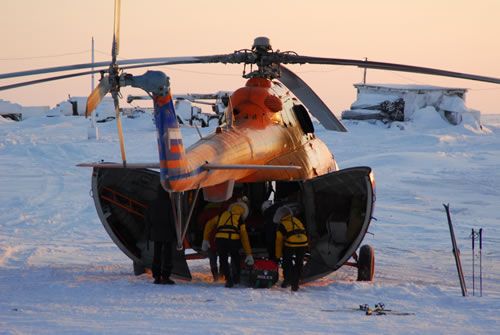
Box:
161;277;175;285
225;279;234;288
291;283;299;291
281;280;290;288
153;277;161;285
211;268;219;282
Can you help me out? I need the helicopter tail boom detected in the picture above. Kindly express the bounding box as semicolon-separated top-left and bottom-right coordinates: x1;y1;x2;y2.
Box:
153;93;190;191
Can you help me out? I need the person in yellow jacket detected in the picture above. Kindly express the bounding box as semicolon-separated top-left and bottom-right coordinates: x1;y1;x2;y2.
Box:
202;198;254;287
275;207;309;291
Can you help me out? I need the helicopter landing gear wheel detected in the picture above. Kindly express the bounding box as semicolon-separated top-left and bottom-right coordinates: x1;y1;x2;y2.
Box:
357;244;375;281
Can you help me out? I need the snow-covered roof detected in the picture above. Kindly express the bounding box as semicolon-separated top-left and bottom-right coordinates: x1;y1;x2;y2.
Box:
0;99;22;114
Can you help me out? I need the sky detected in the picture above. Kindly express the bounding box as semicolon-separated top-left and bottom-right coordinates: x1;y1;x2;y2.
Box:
1;0;500;113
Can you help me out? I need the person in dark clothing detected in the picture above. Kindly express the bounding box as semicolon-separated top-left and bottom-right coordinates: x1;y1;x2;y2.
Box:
146;185;177;285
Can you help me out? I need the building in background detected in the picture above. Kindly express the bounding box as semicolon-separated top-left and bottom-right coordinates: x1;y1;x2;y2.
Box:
342;84;480;126
0;99;49;121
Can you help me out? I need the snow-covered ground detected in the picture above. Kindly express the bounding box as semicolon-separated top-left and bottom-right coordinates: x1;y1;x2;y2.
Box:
1;111;499;334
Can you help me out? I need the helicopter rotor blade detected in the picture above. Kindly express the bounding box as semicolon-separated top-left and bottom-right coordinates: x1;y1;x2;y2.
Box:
86;76;110;117
0;70;99;91
0;58;232;92
279;65;347;132
0;54;238;81
108;0;126;167
112;92;127;167
112;0;121;65
0;62;109;80
283;55;500;85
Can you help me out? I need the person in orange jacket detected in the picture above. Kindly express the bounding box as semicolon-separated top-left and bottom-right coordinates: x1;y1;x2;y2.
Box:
202;197;254;287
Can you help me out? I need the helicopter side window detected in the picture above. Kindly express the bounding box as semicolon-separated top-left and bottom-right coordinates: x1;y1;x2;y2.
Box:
292;104;314;134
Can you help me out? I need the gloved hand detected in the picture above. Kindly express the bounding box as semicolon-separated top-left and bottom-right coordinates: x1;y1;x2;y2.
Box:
245;255;254;266
201;240;210;252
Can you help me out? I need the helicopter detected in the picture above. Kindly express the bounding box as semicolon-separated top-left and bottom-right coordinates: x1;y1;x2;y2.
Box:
2;0;500;285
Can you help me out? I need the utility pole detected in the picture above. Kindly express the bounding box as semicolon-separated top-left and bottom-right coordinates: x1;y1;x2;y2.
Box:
88;36;99;140
91;36;95;92
363;57;368;84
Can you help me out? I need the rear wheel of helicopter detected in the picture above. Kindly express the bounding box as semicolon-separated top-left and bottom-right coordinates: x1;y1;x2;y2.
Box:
357;244;375;281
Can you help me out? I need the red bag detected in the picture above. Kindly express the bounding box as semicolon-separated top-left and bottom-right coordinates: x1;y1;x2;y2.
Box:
246;259;279;288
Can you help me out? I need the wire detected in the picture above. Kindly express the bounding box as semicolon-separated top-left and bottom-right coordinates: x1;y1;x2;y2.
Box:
468;86;500;91
0;50;90;61
94;50;112;57
385;71;427;84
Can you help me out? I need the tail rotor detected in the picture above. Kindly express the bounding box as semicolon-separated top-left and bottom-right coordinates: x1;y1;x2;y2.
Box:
86;0;127;166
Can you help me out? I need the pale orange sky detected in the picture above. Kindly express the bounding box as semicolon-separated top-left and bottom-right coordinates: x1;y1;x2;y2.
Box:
1;0;499;113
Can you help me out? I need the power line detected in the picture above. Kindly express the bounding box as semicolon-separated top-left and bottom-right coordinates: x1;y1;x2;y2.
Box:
0;50;90;61
468;86;500;91
387;71;427;84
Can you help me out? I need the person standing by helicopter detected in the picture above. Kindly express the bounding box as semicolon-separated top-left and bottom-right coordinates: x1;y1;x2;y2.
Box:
202;197;254;288
145;185;176;285
275;205;309;291
197;201;229;282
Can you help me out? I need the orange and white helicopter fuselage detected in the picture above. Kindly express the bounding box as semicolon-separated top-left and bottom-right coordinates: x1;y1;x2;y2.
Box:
154;77;338;201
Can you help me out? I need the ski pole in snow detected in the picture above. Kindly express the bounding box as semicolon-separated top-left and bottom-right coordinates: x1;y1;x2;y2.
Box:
443;203;467;296
479;228;483;297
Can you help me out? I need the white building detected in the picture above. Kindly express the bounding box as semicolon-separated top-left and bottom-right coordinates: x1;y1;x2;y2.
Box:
0;99;49;120
342;84;480;125
48;96;116;121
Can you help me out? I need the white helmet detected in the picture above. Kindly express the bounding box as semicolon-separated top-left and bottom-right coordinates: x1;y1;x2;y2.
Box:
272;202;302;223
229;201;249;220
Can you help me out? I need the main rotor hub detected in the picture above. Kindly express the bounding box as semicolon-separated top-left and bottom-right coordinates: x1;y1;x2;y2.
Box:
244;37;280;79
252;37;272;52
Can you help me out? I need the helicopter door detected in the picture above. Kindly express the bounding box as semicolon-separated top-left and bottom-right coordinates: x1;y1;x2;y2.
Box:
91;167;192;280
300;167;375;282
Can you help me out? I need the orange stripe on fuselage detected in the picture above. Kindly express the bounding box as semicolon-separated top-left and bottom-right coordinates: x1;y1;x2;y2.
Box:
170;144;184;153
167;159;186;169
160;159;188;169
156;94;172;107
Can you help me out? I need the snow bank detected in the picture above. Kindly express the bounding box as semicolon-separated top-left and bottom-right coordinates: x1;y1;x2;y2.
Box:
1;113;500;334
0;115;14;124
